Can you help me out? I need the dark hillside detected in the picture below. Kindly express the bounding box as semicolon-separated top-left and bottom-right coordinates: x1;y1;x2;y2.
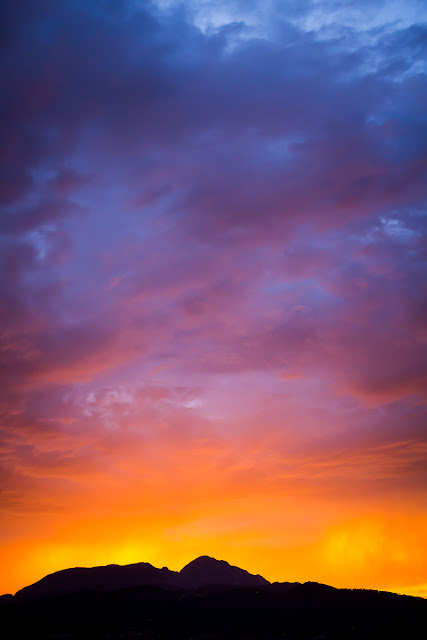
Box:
1;578;426;639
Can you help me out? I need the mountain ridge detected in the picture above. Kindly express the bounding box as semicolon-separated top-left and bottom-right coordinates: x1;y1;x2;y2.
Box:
5;555;427;602
1;561;426;640
11;555;269;601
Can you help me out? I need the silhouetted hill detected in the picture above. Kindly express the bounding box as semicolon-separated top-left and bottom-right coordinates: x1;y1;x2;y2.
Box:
0;593;13;604
1;558;426;639
14;562;183;600
180;555;269;589
12;555;269;601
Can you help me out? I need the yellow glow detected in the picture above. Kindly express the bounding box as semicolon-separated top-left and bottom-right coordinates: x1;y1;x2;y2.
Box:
1;510;426;599
322;521;385;569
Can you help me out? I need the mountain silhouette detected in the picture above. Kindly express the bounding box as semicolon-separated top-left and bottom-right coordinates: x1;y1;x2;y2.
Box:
180;555;269;589
2;557;426;639
13;555;269;601
14;561;182;600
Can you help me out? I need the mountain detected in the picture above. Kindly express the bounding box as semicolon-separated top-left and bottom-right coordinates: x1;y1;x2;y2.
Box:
180;555;269;589
14;561;180;600
1;571;426;640
13;555;270;601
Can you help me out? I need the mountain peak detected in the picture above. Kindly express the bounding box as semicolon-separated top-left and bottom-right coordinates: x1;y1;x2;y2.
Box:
182;555;227;568
180;555;269;589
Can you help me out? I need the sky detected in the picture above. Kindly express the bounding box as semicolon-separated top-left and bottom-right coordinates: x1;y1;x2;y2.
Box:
0;0;426;598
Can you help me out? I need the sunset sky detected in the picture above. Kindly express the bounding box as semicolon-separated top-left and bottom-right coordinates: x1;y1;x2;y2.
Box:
1;0;427;598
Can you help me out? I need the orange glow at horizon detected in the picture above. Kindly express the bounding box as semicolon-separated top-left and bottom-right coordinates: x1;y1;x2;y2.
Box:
2;514;426;598
1;448;426;599
1;388;426;599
